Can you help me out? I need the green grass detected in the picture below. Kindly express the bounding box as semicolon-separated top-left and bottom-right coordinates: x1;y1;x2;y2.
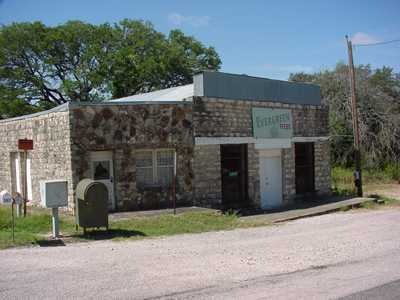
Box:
0;206;270;249
0;206;76;249
331;166;399;196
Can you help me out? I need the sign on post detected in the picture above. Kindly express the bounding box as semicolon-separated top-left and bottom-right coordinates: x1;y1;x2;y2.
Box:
1;191;16;242
252;108;293;139
18;139;33;150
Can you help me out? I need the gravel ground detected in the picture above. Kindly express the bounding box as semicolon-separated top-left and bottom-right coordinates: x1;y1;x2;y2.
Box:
1;208;400;299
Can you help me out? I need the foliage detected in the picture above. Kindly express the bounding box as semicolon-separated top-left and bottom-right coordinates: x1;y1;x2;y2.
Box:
290;64;400;169
0;20;221;119
331;166;400;197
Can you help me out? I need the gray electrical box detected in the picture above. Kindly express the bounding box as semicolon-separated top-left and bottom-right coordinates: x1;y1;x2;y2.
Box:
40;180;68;208
75;179;109;233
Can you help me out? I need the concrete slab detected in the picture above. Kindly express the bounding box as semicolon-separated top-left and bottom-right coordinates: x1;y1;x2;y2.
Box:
242;197;376;223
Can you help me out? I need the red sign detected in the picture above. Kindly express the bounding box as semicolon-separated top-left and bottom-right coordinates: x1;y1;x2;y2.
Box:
18;139;33;150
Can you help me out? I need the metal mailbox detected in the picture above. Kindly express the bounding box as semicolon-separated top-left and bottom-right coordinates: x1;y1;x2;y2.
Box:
75;179;109;233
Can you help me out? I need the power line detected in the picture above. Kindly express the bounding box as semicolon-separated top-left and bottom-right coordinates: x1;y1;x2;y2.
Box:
354;38;400;47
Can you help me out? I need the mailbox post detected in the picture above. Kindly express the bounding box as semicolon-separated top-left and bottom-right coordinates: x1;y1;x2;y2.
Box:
40;180;68;239
0;190;15;242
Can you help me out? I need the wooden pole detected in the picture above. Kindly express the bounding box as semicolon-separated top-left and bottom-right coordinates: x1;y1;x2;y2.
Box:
346;35;363;197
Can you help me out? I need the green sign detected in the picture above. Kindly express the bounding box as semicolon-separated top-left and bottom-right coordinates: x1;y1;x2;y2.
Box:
252;108;293;138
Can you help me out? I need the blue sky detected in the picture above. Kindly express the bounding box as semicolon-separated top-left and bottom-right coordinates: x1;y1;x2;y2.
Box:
0;0;399;79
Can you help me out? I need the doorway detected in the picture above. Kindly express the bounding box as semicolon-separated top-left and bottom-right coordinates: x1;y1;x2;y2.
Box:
259;149;283;209
295;142;315;194
220;144;248;207
90;151;115;210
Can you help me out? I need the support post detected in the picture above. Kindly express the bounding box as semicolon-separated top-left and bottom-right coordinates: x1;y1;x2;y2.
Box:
346;35;363;197
52;207;60;239
23;150;28;217
11;200;15;243
173;151;177;215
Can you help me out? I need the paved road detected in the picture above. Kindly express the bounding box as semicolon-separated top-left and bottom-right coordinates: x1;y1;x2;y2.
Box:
1;208;400;299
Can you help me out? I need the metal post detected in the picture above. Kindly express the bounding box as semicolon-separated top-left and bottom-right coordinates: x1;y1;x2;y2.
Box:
52;207;60;239
173;151;177;215
11;200;15;243
16;203;22;218
346;35;363;197
23;150;28;217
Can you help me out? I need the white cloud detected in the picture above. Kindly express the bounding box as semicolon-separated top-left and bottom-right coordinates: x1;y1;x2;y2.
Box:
351;32;380;45
168;13;210;27
261;64;314;73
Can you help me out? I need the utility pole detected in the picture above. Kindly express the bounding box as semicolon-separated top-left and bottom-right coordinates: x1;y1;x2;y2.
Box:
346;35;363;197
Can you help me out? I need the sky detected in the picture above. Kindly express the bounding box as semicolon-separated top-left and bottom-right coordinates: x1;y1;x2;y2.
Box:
0;0;399;80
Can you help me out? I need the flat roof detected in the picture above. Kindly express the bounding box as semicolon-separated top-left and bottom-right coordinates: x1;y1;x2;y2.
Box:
194;71;321;105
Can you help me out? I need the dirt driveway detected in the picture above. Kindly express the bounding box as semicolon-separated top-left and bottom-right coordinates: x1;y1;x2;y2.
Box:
365;183;400;200
1;208;400;299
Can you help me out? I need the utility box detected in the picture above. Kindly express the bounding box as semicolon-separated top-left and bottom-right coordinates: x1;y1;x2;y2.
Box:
40;180;68;208
75;179;109;232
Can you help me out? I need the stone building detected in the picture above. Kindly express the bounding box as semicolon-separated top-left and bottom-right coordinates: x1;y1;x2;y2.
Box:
0;71;330;212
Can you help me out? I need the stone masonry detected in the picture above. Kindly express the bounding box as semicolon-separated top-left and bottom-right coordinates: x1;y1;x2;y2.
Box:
69;102;194;211
0;91;331;212
0;108;74;208
192;96;331;206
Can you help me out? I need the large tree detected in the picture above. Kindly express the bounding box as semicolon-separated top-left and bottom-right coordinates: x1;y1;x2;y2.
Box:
0;19;221;118
290;64;400;168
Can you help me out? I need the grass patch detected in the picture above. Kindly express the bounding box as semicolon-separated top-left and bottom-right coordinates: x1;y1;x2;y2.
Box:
331;166;400;196
0;206;76;249
0;206;270;249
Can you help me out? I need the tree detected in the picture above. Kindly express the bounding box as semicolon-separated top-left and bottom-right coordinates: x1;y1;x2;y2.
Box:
289;64;400;169
0;20;221;118
109;20;221;97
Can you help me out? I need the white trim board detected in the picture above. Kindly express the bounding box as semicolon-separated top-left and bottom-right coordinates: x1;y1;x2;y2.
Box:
292;136;330;142
195;136;329;148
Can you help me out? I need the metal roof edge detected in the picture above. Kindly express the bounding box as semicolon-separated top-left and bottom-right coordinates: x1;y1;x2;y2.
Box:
69;99;193;108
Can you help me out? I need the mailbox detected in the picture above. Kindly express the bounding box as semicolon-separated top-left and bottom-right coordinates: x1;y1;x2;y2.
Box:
0;190;13;205
75;179;109;233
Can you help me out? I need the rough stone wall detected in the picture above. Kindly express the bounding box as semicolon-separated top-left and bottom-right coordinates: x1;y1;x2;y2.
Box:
69;103;194;211
314;140;331;195
193;144;221;207
282;146;296;204
0;110;73;207
192;96;330;207
247;143;260;207
193;97;329;137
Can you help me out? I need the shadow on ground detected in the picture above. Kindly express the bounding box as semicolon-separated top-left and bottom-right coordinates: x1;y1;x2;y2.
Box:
37;239;66;247
73;228;146;241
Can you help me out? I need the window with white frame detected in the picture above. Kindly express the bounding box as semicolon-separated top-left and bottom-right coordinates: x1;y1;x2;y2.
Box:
136;149;175;188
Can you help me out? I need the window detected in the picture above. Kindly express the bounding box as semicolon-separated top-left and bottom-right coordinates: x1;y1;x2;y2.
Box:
136;149;175;188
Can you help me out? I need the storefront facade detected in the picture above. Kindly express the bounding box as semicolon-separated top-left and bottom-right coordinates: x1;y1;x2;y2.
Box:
0;71;330;212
